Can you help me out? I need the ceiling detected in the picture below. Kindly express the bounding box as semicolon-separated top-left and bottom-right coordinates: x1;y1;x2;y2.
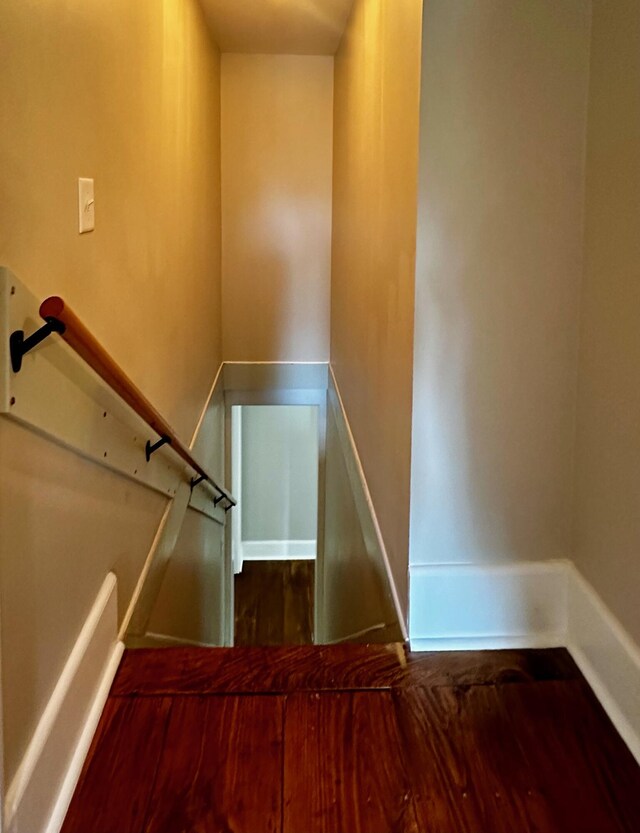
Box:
199;0;355;55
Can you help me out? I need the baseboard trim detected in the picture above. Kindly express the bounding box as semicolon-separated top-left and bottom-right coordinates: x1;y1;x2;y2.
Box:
240;540;317;561
410;633;566;652
325;622;388;644
44;641;124;833
409;561;569;647
567;564;640;764
127;631;214;649
4;573;122;833
409;559;640;764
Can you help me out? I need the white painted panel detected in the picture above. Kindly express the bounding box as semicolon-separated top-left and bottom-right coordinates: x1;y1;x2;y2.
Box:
4;573;122;833
0;268;190;498
327;369;407;641
146;508;226;646
230;405;243;574
124;366;228;640
321;371;406;644
409;561;568;648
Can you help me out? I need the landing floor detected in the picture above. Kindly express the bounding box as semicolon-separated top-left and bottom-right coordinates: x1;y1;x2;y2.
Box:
234;559;314;646
62;645;640;832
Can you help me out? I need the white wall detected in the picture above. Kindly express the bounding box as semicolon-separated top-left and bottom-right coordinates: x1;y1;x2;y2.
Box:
221;54;334;361
240;405;318;544
573;0;640;645
322;383;404;643
146;508;226;645
410;0;591;569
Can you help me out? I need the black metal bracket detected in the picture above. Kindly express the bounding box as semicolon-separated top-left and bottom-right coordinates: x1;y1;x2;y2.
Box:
190;474;207;489
10;317;66;373
214;492;234;512
145;436;171;461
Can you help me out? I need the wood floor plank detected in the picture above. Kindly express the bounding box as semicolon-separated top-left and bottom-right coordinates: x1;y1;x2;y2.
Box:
66;647;640;833
111;643;406;695
500;680;640;832
143;695;284;833
234;560;314;647
112;646;579;696
394;681;640;833
283;691;418;833
394;686;548;833
61;696;172;833
283;561;314;644
403;647;580;687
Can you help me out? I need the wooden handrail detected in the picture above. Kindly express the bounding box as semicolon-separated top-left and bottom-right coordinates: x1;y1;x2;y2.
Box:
39;296;236;507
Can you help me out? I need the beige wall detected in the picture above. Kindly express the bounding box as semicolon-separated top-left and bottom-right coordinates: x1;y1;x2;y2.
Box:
0;0;222;440
330;0;422;616
0;0;222;788
0;421;167;784
410;1;591;568
221;54;333;361
573;0;640;643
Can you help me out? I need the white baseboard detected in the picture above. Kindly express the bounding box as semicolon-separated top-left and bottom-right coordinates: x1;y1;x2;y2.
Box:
409;558;640;764
409;633;568;652
240;540;317;561
566;564;640;764
4;573;123;833
409;561;568;650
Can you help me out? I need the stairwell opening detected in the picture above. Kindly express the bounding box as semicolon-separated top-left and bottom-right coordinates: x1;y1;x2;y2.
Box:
230;404;319;646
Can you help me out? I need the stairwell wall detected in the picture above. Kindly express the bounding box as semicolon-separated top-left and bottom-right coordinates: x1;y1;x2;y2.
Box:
330;0;423;618
220;54;334;362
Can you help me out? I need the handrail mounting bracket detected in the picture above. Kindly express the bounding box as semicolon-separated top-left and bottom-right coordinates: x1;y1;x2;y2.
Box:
145;435;171;461
10;317;65;373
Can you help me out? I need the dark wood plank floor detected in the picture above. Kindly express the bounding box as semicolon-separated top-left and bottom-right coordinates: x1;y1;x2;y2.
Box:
284;691;419;833
234;559;314;646
63;646;640;833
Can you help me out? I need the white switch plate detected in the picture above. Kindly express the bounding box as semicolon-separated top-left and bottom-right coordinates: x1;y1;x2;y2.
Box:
78;177;95;233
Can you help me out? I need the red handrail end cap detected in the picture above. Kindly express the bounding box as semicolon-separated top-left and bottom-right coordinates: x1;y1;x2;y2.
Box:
40;296;65;320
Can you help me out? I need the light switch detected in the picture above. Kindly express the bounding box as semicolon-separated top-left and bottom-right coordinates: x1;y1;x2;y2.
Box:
78;177;95;233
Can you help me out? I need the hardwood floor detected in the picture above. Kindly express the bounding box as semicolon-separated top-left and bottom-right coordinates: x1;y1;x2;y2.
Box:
62;646;640;833
234;559;314;646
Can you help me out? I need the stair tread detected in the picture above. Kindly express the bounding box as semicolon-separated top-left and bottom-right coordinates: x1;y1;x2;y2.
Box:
110;644;579;695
